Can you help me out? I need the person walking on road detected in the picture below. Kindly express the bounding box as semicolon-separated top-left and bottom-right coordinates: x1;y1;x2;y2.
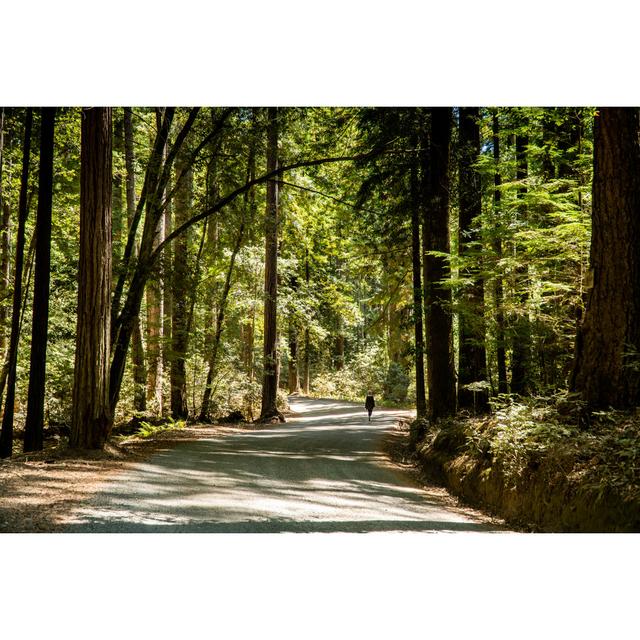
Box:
365;392;375;422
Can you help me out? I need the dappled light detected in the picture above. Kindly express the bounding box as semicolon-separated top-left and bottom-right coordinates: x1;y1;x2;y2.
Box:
65;398;500;533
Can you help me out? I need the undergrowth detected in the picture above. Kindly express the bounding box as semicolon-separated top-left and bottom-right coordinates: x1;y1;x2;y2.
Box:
134;418;187;439
417;394;640;503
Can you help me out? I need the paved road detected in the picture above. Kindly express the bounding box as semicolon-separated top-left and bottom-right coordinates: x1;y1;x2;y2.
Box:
65;397;500;532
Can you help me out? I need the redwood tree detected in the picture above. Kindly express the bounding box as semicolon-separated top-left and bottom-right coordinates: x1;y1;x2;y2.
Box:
410;128;427;419
260;107;281;421
0;109;32;459
23;107;56;450
458;107;488;410
570;107;640;408
170;144;192;419
70;107;113;449
423;107;456;420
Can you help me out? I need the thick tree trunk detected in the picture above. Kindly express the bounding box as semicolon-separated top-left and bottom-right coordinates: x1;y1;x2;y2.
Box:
169;147;192;419
0;109;32;459
492;111;508;394
70;107;113;449
570;108;640;408
124;107;147;412
458;107;488;411
410;133;427;419
260;107;281;421
510;123;531;395
23;108;56;451
424;107;456;420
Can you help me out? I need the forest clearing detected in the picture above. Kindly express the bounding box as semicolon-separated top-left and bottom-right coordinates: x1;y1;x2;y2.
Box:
0;106;639;533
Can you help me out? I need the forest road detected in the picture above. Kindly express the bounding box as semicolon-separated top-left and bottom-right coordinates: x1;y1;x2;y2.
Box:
65;397;503;532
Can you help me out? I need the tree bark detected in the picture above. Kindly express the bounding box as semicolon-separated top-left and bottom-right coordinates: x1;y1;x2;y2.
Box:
0;109;10;357
23;108;56;452
570;108;640;408
0;109;32;459
169;145;192;419
410;130;427;419
70;107;113;449
259;107;281;421
423;107;456;420
492;110;508;394
458;107;488;410
146;108;167;415
124;107;147;412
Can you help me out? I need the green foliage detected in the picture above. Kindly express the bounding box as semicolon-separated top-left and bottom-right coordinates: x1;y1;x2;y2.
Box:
135;418;186;439
311;342;387;401
422;394;640;503
383;362;410;403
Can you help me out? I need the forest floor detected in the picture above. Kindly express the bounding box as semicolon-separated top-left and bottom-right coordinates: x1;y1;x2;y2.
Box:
0;423;241;532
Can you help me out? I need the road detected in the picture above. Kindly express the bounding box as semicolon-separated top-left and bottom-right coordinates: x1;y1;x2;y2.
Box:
65;397;501;532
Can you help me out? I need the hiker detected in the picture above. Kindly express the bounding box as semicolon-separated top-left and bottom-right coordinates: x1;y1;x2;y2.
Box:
365;392;375;422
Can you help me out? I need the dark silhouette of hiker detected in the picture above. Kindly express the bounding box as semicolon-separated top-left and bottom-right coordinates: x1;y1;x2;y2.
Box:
365;392;375;422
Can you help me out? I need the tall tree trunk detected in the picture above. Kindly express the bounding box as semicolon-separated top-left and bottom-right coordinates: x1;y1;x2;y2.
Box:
570;108;640;408
410;131;427;419
510;119;531;395
124;107;147;412
146;109;166;415
260;107;281;421
70;108;113;449
0;109;32;459
492;110;508;394
169;146;192;419
0;109;10;357
458;107;488;410
423;107;456;420
23;108;56;452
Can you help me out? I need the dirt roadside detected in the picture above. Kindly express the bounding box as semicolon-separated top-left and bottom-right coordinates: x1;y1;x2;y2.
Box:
0;424;237;533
